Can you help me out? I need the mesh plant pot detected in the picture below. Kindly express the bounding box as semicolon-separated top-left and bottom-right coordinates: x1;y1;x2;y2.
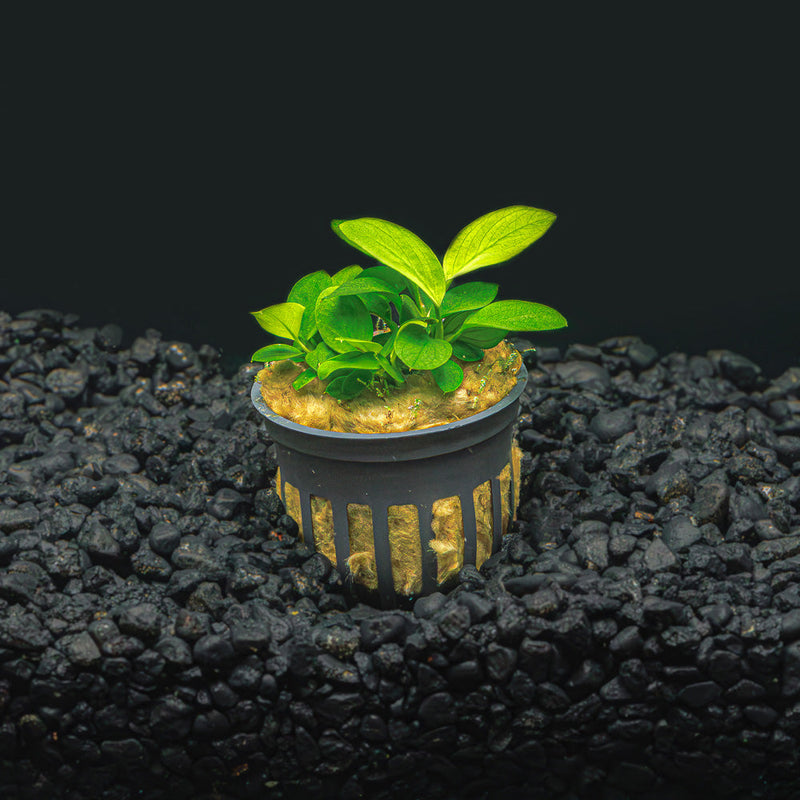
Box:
251;362;527;609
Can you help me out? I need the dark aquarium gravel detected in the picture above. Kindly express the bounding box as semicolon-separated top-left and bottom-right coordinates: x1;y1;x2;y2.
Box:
1;308;800;799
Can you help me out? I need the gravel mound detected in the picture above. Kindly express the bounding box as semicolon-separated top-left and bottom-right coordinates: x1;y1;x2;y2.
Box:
1;309;800;799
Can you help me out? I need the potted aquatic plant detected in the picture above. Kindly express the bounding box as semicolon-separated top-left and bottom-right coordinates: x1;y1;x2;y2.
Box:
250;206;567;607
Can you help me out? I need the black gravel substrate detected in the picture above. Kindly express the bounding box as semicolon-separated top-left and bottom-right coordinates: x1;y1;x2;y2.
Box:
1;309;800;800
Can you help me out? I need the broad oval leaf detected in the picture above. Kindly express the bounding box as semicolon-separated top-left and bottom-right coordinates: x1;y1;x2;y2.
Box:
317;350;379;380
335;337;383;353
332;217;446;306
325;370;371;401
288;271;333;341
399;294;423;324
376;353;405;384
305;341;335;371
440;281;499;316
329;275;399;299
251;343;303;362
443;310;472;338
287;270;332;307
395;324;453;370
329;276;402;317
251;302;306;340
456;327;507;348
292;368;317;391
443;206;557;280
432;360;464;393
360;265;410;293
363;294;397;327
331;265;363;285
315;290;374;353
451;341;484;361
463;299;568;332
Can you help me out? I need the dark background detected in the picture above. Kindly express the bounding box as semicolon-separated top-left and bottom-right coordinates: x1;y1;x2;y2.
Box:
4;9;796;378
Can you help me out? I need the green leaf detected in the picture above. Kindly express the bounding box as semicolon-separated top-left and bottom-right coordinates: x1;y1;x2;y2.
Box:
440;281;499;316
329;275;400;299
317;350;379;380
328;276;402;318
359;265;409;293
463;299;567;332
251;302;306;340
362;294;397;326
432;360;464;393
456;327;507;348
287;270;332;307
287;271;333;341
376;353;405;384
305;341;335;371
399;294;423;324
443;310;472;338
315;289;374;353
331;265;363;285
325;370;370;401
332;217;446;306
292;369;317;391
251;343;304;362
443;206;557;280
451;341;484;361
375;328;397;357
335;337;383;353
395;324;453;370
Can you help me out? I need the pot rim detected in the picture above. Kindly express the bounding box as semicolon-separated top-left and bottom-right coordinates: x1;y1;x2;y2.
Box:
251;360;528;443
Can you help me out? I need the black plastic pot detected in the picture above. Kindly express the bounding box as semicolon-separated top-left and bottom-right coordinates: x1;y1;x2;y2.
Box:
251;362;527;608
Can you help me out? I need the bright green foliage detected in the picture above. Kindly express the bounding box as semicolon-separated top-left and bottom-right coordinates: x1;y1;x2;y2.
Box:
251;205;567;401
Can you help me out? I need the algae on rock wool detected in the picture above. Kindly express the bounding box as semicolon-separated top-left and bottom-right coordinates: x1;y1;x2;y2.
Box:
256;341;523;433
276;442;522;595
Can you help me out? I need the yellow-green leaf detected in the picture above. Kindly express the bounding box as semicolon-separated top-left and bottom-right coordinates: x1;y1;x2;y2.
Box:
251;343;303;362
463;300;567;332
332;217;446;306
395;324;452;370
251;302;305;340
443;206;557;280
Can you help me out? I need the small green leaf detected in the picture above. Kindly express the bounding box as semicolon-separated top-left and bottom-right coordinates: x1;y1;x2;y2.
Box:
395;324;453;370
287;270;332;307
376;328;397;357
292;369;317;391
251;302;305;340
305;341;335;371
440;281;499;316
329;276;402;321
332;217;446;306
376;354;405;384
399;294;423;324
251;343;304;362
329;275;400;299
315;289;374;353
363;294;397;327
325;370;370;401
451;341;484;361
432;360;464;393
456;327;507;348
335;337;383;353
443;206;557;280
443;310;472;338
463;299;567;332
331;265;363;285
317;350;379;380
287;271;333;341
360;265;410;293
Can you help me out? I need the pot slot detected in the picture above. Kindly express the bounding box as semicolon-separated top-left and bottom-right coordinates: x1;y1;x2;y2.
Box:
274;443;522;602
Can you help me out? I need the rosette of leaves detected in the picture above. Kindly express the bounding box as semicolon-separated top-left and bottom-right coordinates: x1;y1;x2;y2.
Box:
251;205;568;401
